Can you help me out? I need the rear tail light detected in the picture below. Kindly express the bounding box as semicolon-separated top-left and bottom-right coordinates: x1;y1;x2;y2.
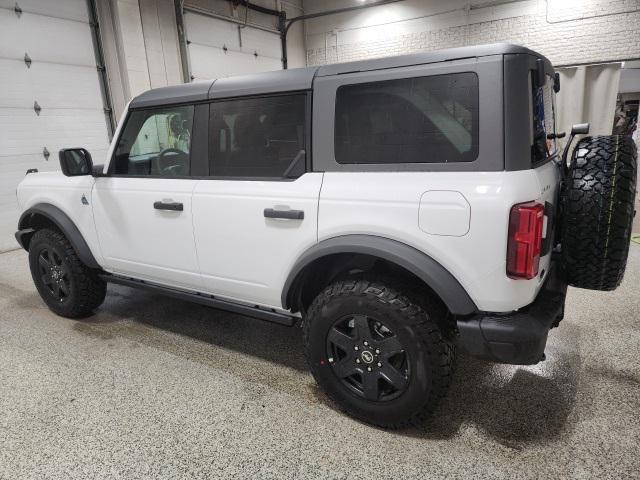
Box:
507;201;545;279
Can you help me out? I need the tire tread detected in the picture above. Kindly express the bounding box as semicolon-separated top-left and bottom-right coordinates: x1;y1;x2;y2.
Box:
561;135;637;290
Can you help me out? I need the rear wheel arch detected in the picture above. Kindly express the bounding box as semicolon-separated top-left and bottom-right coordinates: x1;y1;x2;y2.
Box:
17;204;100;269
282;235;477;317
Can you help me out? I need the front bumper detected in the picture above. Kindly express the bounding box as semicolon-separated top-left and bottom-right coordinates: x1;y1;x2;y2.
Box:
457;266;567;365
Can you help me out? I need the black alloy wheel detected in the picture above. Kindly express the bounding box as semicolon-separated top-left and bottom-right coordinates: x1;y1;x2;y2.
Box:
28;229;106;318
37;247;71;303
326;314;410;402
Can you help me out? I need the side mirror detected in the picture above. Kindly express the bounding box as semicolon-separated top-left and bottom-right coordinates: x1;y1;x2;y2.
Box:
571;123;590;135
59;148;93;176
553;72;560;93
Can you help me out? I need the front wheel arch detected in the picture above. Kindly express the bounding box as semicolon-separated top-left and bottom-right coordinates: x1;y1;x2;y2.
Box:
17;204;100;269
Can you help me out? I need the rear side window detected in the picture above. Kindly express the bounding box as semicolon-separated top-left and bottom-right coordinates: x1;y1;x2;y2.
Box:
531;75;558;164
334;72;479;164
113;105;193;176
210;94;307;178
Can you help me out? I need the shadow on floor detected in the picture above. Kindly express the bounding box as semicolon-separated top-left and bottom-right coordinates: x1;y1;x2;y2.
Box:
75;284;582;448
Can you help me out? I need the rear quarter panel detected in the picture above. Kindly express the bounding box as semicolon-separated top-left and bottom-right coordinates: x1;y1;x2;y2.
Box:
318;166;557;312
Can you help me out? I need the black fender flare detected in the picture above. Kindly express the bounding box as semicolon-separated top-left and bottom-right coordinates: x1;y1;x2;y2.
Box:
282;234;477;316
17;203;100;269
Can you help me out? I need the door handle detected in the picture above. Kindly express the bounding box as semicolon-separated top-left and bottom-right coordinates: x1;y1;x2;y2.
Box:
154;201;183;211
264;208;304;220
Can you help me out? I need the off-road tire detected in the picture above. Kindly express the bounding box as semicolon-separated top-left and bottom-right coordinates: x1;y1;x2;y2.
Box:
303;276;455;428
29;228;106;318
561;135;637;290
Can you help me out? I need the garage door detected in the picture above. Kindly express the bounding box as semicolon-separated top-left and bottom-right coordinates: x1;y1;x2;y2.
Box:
184;9;282;81
0;0;111;251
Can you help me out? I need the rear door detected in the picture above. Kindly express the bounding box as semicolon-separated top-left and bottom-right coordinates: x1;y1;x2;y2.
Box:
92;104;202;290
192;92;322;309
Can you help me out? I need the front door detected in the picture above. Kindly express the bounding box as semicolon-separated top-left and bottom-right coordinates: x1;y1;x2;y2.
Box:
92;104;201;290
192;93;321;309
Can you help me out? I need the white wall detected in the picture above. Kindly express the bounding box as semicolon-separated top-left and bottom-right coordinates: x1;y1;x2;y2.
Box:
97;0;184;120
303;0;640;66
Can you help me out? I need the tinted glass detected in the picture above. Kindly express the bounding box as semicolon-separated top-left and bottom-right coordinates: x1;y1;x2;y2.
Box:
335;72;479;164
531;74;558;163
210;94;307;178
113;105;193;176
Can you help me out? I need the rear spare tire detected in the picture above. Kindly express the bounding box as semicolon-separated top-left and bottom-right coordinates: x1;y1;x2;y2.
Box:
561;135;637;290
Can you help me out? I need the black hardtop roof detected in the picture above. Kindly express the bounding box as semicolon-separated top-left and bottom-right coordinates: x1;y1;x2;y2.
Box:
129;43;551;109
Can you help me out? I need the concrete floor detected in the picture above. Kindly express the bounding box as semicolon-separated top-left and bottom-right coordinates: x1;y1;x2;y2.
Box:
1;248;639;480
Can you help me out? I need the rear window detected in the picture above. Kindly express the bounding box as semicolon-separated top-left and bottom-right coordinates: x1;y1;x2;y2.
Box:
334;72;479;164
531;75;558;164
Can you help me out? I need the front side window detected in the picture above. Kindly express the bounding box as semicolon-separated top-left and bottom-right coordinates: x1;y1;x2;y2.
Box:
335;72;479;164
112;105;194;176
210;94;307;178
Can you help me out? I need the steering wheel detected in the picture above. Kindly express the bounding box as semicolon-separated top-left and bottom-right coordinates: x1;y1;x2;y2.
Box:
158;148;188;176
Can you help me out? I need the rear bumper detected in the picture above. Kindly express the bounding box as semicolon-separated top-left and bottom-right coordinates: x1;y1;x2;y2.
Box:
457;265;567;365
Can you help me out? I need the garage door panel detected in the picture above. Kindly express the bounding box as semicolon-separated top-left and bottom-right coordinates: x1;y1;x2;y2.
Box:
189;43;281;80
0;59;104;109
185;11;282;80
0;109;110;158
237;26;281;60
186;12;241;50
0;0;89;22
0;1;109;248
0;9;95;66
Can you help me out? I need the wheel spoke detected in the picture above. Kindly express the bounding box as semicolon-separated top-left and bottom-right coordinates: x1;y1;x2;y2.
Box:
352;315;372;339
378;335;404;358
41;273;53;286
59;281;70;297
331;358;358;379
38;253;51;270
379;363;408;391
362;372;380;401
327;327;354;353
52;251;62;266
53;283;62;299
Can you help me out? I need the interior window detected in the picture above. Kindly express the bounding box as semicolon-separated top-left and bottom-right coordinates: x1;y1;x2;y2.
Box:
335;72;479;164
210;94;307;178
112;105;194;176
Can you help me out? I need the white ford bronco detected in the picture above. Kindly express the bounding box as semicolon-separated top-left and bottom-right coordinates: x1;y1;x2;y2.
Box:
15;44;637;428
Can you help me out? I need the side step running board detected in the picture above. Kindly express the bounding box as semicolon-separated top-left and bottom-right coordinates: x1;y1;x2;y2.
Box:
100;274;296;327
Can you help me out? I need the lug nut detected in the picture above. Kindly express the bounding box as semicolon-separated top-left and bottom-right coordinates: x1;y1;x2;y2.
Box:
377;362;382;367
363;341;369;346
375;349;380;354
356;359;361;364
367;367;372;372
354;346;359;351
